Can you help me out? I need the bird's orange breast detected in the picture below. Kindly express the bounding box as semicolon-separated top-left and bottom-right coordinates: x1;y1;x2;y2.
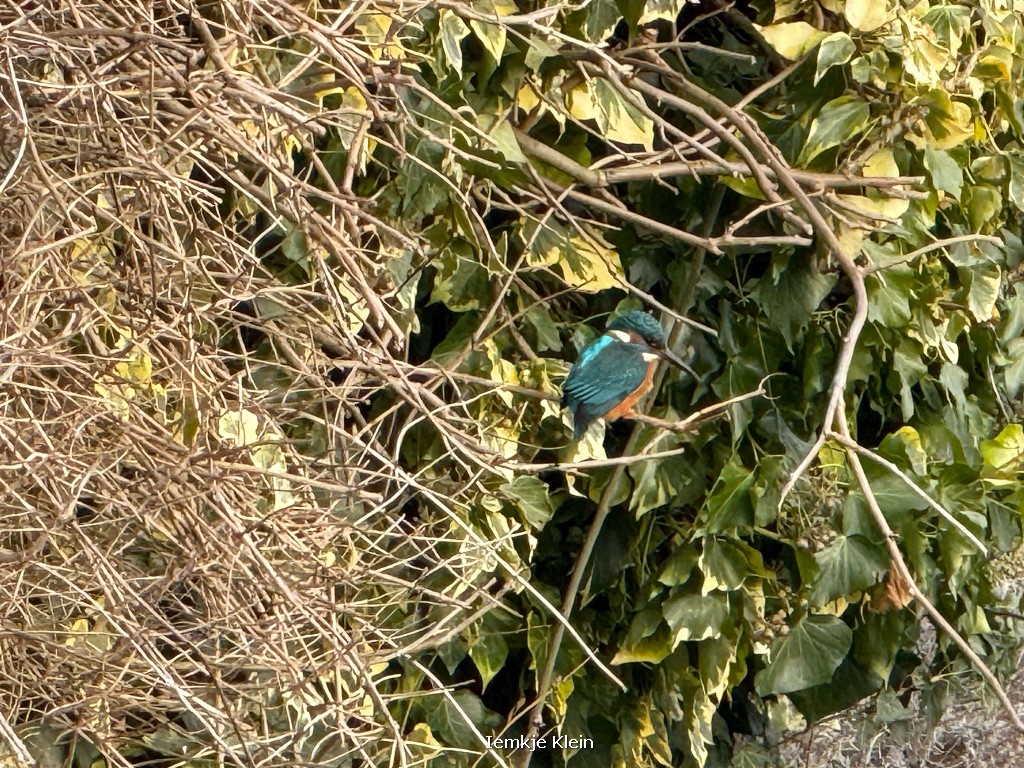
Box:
604;358;658;422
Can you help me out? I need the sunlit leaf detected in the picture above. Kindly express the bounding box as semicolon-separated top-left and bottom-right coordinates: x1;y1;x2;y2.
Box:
469;19;506;62
218;408;262;447
439;10;471;75
800;96;870;164
815;32;855;84
756;22;828;60
591;79;655;149
917;89;974;149
982;424;1024;475
845;0;893;31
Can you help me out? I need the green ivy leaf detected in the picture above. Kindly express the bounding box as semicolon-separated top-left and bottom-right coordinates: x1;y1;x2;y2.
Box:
470;631;508;689
612;618;674;665
699;536;750;593
800;96;871;164
924;145;963;201
1003;338;1024;399
963;262;1000;323
577;0;621;43
966;184;1003;231
658;544;699;587
439;10;471;76
663;591;730;645
815;32;856;85
613;606;672;665
499;476;555;528
921;5;971;52
751;254;837;351
701;457;755;532
629;454;692;518
525;307;561;352
754;615;853;695
430;242;491;311
809;535;889;608
866;266;915;328
424;690;503;749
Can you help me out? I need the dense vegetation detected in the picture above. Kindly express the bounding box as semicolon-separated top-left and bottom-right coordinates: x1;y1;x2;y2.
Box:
3;1;1024;766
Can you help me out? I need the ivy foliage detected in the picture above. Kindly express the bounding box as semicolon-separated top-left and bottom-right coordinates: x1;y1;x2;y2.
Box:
10;0;1024;767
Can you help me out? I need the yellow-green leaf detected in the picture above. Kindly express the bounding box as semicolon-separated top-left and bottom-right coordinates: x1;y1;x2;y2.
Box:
439;10;471;75
559;233;624;292
862;148;899;178
982;424;1024;474
816;32;856;84
845;0;893;32
756;22;828;60
470;19;505;62
591;79;654;149
114;349;153;385
218;408;262;447
566;82;597;122
800;95;870;164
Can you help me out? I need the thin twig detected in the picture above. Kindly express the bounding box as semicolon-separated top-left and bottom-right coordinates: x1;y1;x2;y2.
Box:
863;234;1004;274
826;431;988;556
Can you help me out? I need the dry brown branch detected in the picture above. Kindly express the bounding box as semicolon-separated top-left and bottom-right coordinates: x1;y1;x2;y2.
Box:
507;380;767;472
514;126;926;197
0;1;538;762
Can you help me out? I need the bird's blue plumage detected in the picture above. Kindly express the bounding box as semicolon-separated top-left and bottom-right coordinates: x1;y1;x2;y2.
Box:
575;333;613;367
561;334;652;439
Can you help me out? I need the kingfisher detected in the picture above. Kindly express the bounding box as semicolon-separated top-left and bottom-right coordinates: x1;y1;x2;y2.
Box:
561;311;694;439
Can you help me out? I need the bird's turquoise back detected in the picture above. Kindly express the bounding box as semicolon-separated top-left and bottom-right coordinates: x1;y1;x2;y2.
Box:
561;335;652;438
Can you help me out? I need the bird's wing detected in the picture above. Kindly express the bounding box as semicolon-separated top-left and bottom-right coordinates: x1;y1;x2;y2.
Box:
561;340;651;412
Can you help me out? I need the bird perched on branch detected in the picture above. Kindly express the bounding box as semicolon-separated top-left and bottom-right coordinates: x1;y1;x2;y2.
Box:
560;311;695;439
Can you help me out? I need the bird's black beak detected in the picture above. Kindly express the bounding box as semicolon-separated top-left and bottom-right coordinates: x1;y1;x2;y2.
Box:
659;347;698;379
